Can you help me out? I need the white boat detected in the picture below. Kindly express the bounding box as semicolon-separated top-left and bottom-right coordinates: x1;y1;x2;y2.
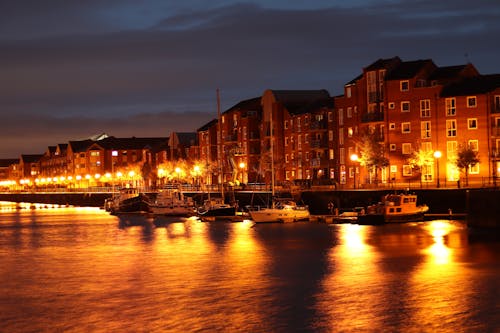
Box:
357;193;429;224
249;199;310;223
148;188;195;217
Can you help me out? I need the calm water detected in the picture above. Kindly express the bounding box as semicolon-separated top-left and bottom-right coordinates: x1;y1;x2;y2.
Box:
0;202;499;333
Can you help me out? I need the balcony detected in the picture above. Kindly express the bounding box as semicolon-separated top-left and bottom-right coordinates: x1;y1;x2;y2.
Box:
491;105;500;114
310;120;327;130
492;125;500;137
225;134;238;142
310;138;328;148
361;111;384;123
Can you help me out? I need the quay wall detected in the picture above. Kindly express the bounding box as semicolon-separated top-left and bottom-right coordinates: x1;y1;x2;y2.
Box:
1;189;498;228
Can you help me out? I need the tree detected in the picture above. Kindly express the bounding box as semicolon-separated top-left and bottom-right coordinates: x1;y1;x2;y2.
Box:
455;143;480;187
407;148;434;187
357;134;389;185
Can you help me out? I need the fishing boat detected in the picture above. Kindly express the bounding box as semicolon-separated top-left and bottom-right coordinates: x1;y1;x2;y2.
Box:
104;187;150;214
148;187;195;217
357;193;429;224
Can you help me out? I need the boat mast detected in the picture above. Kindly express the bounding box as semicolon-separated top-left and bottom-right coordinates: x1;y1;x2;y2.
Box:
217;88;224;202
270;105;275;207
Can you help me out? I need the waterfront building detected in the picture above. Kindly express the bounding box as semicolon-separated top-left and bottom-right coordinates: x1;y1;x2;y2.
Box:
335;56;500;188
219;97;262;185
19;154;43;183
261;89;334;186
197;119;219;186
0;159;20;187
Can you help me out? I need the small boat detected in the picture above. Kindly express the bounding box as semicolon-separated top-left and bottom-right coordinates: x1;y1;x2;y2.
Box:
148;188;195;217
197;197;237;221
105;187;150;214
357;193;429;224
249;199;310;223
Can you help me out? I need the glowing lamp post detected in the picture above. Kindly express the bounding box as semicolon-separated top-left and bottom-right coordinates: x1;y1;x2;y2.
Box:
239;162;246;184
434;150;442;188
350;153;359;189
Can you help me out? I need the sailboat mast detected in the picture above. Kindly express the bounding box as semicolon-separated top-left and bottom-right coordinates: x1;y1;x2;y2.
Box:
217;88;224;200
270;106;275;199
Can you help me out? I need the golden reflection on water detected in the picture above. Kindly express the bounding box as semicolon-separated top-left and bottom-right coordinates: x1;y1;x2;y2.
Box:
316;224;387;332
409;220;479;331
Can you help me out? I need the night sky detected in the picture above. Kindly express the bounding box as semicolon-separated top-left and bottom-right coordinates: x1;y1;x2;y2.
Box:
1;0;499;158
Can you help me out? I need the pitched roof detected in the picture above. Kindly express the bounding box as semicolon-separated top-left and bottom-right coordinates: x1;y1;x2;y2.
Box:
68;139;94;153
429;65;469;81
385;59;434;80
364;56;401;71
223;97;262;115
197;118;218;132
21;154;43;163
271;89;333;115
96;137;168;150
441;74;500;97
0;159;19;167
174;132;198;146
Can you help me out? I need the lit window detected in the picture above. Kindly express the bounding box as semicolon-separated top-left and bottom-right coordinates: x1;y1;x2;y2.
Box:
400;80;409;91
420;99;431;117
446;98;456;116
467;96;477;108
402;143;412;155
421;121;431;139
446;119;457;137
403;165;412;176
401;101;410;112
468;118;478;129
402;122;411;133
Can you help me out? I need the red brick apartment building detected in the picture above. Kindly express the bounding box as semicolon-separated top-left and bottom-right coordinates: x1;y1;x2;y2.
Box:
337;56;500;188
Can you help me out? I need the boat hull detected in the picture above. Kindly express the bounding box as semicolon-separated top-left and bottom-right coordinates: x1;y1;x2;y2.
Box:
357;211;426;225
111;195;150;214
197;206;236;218
249;208;310;223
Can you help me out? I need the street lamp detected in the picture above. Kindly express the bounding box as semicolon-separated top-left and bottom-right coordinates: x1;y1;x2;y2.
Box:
238;162;246;184
434;150;442;188
350;153;359;189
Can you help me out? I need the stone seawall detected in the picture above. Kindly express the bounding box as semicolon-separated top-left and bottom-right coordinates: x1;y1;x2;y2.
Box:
1;188;498;228
0;192;111;207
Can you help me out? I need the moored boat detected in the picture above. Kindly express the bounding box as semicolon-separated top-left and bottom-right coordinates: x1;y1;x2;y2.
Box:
357;193;429;224
249;199;310;223
105;188;150;215
197;197;237;221
148;188;195;217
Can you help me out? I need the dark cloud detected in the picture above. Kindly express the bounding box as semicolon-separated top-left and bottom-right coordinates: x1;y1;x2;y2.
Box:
0;0;499;157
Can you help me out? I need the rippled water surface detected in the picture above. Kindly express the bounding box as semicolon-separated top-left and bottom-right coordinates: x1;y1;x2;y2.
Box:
0;202;499;332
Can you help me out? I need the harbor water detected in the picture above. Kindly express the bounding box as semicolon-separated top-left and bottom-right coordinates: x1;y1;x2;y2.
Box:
0;202;499;332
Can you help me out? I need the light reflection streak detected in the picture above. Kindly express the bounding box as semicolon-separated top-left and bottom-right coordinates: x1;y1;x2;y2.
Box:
315;224;385;332
409;220;473;331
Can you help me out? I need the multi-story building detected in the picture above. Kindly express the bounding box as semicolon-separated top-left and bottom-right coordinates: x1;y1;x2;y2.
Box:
261;89;334;186
219;97;262;185
336;56;500;188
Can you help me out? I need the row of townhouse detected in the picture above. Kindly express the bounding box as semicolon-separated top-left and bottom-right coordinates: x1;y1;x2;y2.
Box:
1;56;500;190
0;134;199;189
